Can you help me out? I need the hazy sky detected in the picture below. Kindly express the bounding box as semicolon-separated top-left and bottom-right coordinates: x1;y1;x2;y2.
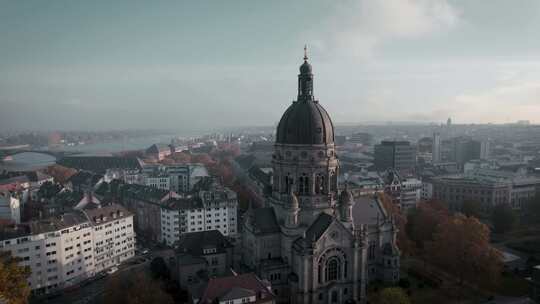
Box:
1;0;540;132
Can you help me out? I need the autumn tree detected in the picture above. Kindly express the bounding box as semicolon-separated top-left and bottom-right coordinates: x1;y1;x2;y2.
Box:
104;271;173;304
170;152;192;164
427;214;502;287
406;200;449;251
462;200;482;218
0;251;31;304
374;287;410;304
43;164;77;184
491;203;516;234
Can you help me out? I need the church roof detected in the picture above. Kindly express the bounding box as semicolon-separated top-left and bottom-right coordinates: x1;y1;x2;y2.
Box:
305;212;333;242
251;207;280;234
275;54;335;145
276;100;335;145
352;196;388;227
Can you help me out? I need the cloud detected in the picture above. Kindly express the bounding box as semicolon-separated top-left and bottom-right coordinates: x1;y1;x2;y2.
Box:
312;0;460;60
453;80;540;123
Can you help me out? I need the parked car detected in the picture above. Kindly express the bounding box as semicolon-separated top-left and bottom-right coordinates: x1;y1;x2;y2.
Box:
106;266;118;275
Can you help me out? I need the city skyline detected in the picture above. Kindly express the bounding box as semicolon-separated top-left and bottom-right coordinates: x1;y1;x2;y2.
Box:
1;0;540;131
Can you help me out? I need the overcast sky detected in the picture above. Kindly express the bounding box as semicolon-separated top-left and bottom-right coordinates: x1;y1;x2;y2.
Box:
1;0;540;132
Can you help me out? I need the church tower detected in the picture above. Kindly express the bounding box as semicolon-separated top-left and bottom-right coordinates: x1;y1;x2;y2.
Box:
270;47;340;227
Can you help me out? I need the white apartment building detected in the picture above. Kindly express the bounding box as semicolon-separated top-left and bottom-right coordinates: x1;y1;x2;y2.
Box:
139;163;209;193
0;204;135;295
83;205;135;272
160;185;238;247
400;177;422;211
0;213;95;295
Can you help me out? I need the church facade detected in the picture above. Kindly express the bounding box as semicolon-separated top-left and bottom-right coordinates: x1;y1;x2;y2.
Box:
242;50;400;304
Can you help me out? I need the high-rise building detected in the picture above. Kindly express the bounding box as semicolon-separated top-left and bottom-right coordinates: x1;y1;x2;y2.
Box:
432;132;441;163
374;140;416;173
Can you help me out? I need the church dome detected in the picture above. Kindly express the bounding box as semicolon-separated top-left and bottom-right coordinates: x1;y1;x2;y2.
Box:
276;101;334;145
275;48;335;145
300;61;312;74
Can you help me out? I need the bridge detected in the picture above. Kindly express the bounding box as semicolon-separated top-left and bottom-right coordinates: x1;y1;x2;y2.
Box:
0;149;80;162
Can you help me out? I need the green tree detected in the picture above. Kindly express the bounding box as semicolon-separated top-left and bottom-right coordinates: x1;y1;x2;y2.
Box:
462;200;482;218
0;251;31;304
375;287;410;304
492;203;516;234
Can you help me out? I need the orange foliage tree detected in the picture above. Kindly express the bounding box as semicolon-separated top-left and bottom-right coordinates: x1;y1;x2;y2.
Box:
43;164;77;184
427;214;502;287
406;200;449;251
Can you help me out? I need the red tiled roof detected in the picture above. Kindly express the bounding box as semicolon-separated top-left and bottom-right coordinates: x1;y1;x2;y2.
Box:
199;273;274;304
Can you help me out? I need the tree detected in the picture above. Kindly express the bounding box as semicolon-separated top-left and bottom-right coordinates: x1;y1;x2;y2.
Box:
0;251;31;304
427;214;502;287
462;200;482;218
104;271;173;304
492;203;516;234
37;181;62;200
406;200;449;251
43;164;77;184
150;257;170;280
375;287;410;304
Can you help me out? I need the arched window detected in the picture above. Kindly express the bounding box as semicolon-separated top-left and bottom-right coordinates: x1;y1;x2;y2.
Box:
330;171;337;191
298;176;304;194
326;258;340;281
315;174;321;194
298;174;309;195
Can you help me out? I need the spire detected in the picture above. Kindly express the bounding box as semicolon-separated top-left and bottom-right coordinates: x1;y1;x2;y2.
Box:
298;45;313;100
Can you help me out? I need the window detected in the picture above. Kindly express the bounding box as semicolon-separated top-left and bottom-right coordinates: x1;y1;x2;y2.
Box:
326;258;340;281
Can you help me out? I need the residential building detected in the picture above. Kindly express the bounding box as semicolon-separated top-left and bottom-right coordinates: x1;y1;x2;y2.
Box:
82;204;135;272
144;173;171;190
120;183;178;243
0;213;95;295
0;191;20;223
196;273;275;304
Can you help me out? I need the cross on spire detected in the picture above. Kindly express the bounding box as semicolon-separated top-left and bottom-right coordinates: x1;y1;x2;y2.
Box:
303;45;308;61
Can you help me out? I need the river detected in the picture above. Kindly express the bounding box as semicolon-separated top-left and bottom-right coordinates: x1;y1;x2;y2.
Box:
0;134;177;172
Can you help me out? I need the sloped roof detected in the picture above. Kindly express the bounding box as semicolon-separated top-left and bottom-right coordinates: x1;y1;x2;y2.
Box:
177;230;232;256
352;196;387;227
58;156;141;174
252;207;280;234
305;212;333;242
199;273;274;304
120;183;171;203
